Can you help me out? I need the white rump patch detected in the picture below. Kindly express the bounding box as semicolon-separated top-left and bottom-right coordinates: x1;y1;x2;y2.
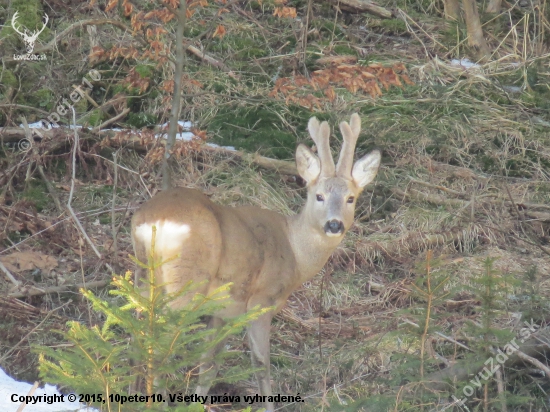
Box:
135;220;191;257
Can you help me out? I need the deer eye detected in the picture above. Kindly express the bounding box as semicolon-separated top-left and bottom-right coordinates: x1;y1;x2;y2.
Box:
347;196;355;203
316;194;324;202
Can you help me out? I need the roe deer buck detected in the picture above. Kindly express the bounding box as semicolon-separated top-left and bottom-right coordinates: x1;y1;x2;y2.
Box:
131;113;381;411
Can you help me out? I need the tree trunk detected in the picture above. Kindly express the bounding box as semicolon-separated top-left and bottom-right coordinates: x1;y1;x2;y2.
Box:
485;0;502;13
462;0;490;60
162;0;187;191
443;0;460;20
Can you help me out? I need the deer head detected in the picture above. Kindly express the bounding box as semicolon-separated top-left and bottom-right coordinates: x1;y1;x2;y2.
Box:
295;113;381;240
11;11;49;54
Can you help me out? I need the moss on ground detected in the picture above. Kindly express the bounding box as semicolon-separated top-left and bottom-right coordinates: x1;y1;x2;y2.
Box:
21;181;49;212
208;103;314;158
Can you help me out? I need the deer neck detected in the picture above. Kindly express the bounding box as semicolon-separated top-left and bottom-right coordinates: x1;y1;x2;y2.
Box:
286;211;342;283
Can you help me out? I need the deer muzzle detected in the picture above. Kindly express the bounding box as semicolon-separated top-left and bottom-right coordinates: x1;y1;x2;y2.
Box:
324;219;344;235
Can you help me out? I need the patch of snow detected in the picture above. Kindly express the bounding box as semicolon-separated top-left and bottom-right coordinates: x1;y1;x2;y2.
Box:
176;132;195;141
205;143;236;151
159;120;192;130
152;131;195;141
15;120;235;150
502;85;522;93
20;121;58;129
20;121;43;129
22;120;194;132
20;123;87;131
0;367;95;412
450;58;480;69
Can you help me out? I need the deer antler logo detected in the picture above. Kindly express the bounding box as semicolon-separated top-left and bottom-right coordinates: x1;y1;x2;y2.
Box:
11;11;49;54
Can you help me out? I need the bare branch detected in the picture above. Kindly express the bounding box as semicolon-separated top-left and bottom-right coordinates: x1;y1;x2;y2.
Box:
0;260;20;286
515;350;550;379
66;109;115;274
91;107;130;133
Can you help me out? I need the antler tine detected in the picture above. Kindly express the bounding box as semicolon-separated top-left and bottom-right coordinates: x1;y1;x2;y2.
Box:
37;14;49;36
336;113;361;179
308;117;335;177
11;12;24;36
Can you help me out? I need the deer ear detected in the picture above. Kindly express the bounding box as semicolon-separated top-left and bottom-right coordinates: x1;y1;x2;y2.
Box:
296;144;321;185
352;150;381;188
349;113;361;137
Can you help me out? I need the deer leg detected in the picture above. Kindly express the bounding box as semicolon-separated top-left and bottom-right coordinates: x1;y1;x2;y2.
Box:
196;316;227;397
247;314;274;412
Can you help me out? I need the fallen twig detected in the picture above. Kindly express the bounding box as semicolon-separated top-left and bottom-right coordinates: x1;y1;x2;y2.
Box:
186;45;238;79
92;107;130;133
408;177;464;197
515;350;550;379
326;0;392;18
16;381;39;412
7;279;110;299
400;318;473;351
392;187;465;207
0;260;19;286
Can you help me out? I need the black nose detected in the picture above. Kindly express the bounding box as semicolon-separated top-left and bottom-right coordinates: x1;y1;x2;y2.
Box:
325;219;344;234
